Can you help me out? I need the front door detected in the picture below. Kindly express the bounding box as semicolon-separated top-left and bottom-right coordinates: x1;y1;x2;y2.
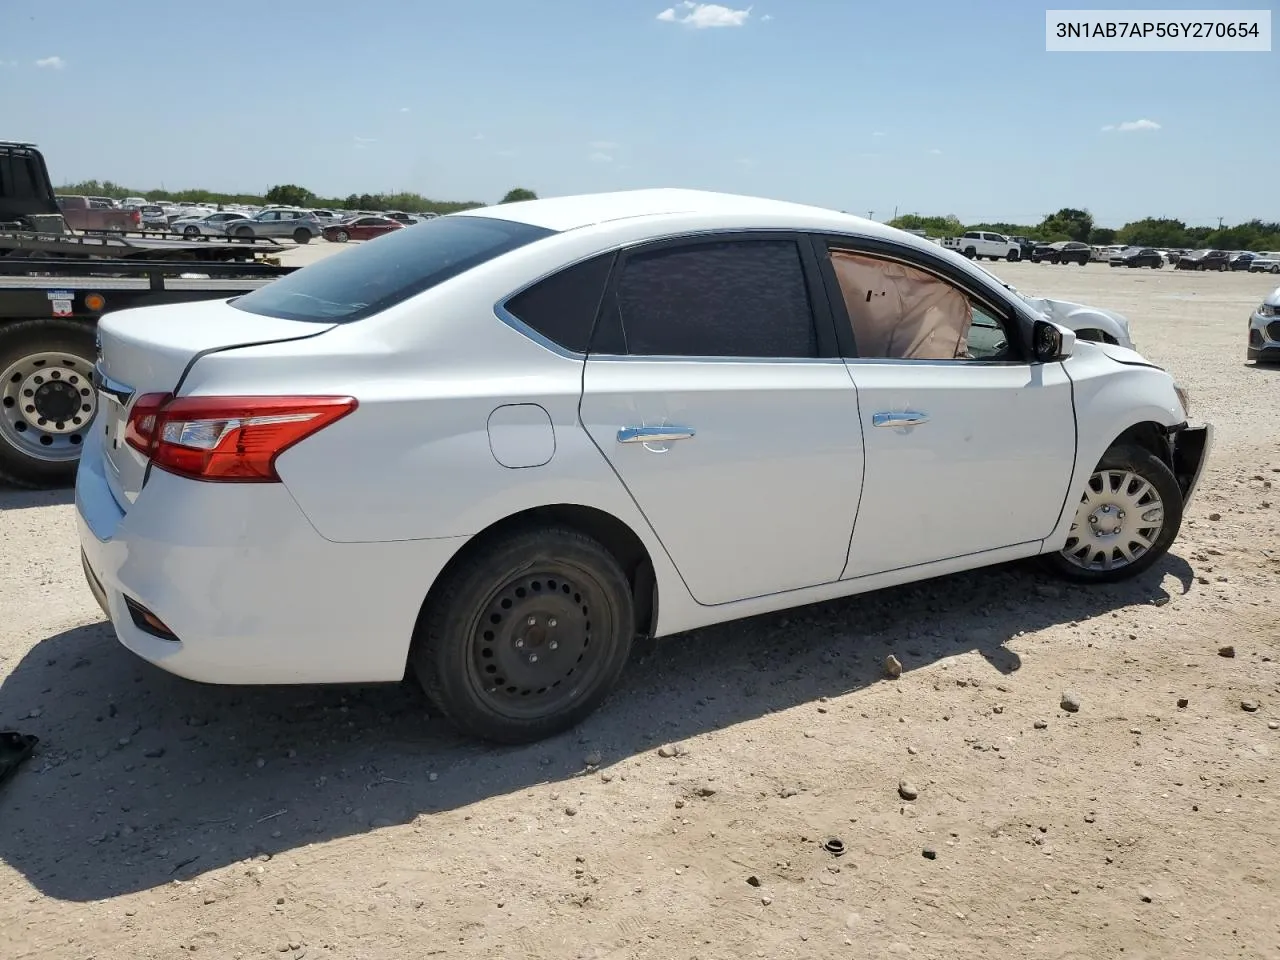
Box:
578;235;864;606
816;241;1077;579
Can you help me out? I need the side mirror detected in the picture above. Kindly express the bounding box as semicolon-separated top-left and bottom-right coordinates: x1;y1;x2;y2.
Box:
1033;319;1076;362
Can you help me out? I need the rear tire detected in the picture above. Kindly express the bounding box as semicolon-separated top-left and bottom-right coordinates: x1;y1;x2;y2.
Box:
235;226;253;239
183;225;199;237
411;526;636;744
1042;444;1183;584
292;228;311;244
1007;250;1020;262
0;319;97;489
963;247;976;259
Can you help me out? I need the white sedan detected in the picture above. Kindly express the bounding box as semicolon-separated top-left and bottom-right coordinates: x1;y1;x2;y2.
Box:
77;189;1212;743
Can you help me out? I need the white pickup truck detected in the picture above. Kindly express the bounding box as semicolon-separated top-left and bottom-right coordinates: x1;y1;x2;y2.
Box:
941;230;1022;261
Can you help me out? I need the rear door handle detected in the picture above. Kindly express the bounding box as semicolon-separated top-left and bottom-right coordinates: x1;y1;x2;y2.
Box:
872;411;929;428
617;426;696;444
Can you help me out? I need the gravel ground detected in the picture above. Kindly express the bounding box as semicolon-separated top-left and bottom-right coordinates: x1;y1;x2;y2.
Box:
1;260;1278;960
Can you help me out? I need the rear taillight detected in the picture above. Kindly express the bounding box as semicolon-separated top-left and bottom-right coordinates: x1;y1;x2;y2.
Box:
125;394;356;482
130;209;140;225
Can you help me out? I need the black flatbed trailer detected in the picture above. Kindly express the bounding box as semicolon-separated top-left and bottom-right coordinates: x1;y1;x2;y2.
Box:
0;227;286;262
0;257;297;487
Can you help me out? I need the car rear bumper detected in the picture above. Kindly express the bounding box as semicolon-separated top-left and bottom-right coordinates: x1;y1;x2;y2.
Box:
75;427;468;685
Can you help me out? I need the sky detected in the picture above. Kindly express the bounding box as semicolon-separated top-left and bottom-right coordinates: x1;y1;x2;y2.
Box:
0;0;1276;227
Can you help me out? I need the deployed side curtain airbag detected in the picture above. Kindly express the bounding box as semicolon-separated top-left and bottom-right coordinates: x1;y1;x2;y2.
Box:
830;251;972;360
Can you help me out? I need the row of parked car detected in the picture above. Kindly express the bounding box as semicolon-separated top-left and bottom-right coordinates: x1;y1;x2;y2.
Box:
55;195;439;245
936;230;1280;272
161;207;424;244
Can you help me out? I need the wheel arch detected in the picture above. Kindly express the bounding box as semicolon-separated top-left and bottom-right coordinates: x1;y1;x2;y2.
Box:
415;503;659;644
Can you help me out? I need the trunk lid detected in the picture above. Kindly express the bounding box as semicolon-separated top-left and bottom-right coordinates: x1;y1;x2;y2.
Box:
94;298;335;508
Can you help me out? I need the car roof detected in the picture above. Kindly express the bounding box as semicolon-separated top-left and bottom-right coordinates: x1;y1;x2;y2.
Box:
460;187;884;236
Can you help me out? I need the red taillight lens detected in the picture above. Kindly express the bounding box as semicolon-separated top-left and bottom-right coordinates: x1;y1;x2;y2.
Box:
125;395;356;482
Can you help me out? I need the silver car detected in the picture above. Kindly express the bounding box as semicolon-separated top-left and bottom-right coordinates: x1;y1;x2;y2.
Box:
171;211;252;237
219;208;323;244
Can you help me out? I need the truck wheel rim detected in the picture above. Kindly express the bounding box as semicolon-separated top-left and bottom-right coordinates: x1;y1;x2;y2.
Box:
1060;469;1164;571
0;351;97;462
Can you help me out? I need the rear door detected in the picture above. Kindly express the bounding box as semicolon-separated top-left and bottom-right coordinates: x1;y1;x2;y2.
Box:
813;236;1077;579
578;233;864;606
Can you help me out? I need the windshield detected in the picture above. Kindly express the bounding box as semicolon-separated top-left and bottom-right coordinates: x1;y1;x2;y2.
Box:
231;214;555;323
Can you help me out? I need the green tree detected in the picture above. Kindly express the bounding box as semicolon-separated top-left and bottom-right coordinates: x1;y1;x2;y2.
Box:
1115;218;1188;247
1039;208;1093;243
888;213;964;237
264;184;317;207
1087;226;1117;245
500;187;538;204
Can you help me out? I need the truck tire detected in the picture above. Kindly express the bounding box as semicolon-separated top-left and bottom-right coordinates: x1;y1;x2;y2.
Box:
963;247;976;259
1006;250;1019;262
0;319;98;488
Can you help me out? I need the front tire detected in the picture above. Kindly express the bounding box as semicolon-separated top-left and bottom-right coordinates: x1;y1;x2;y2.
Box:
411;526;636;744
1044;444;1183;583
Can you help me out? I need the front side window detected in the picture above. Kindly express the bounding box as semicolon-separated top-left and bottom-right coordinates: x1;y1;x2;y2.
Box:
828;249;1015;362
232;214;554;323
612;239;818;358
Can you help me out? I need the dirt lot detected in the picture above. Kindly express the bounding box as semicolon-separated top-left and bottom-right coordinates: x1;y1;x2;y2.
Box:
2;259;1278;960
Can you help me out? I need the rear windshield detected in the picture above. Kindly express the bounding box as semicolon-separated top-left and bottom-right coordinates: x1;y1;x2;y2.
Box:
231;214;554;323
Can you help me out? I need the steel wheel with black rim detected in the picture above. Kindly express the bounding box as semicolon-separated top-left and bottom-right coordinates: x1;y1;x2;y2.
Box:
1044;444;1183;583
0;319;98;488
412;526;636;743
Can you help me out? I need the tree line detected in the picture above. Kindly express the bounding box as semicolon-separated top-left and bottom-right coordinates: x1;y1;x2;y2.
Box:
887;208;1280;251
54;180;540;214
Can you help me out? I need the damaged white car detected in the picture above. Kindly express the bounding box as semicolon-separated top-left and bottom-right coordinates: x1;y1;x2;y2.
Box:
79;189;1212;743
1248;287;1280;364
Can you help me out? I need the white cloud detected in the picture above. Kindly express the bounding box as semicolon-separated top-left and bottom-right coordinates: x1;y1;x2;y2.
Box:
35;55;65;69
589;140;619;151
656;2;751;28
872;131;887;137
398;106;410;113
353;136;377;149
587;151;614;163
761;13;773;20
473;133;485;141
928;148;943;155
1102;118;1160;132
735;157;755;166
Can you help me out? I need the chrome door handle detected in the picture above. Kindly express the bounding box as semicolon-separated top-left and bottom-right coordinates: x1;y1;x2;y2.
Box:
617;426;696;444
872;411;929;428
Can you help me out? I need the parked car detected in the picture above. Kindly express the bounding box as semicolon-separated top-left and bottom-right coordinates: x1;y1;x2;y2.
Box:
1108;246;1164;269
1228;252;1260;272
1007;235;1037;259
1175;249;1229;271
77;189;1210;744
136;204;170;231
171;210;253;237
940;230;1021;261
322;215;404;242
1031;241;1091;265
219;208;322;243
1248;287;1280;363
54;195;140;232
1247;253;1280;274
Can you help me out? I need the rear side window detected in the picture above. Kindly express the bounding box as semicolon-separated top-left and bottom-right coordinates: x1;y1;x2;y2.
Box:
503;253;615;354
612;239;818;358
232;215;555;323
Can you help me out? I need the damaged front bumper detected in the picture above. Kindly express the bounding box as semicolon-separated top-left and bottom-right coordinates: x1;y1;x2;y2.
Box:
1171;422;1213;505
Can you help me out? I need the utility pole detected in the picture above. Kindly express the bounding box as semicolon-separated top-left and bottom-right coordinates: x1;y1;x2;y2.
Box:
868;210;874;221
1217;216;1224;229
893;205;898;220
